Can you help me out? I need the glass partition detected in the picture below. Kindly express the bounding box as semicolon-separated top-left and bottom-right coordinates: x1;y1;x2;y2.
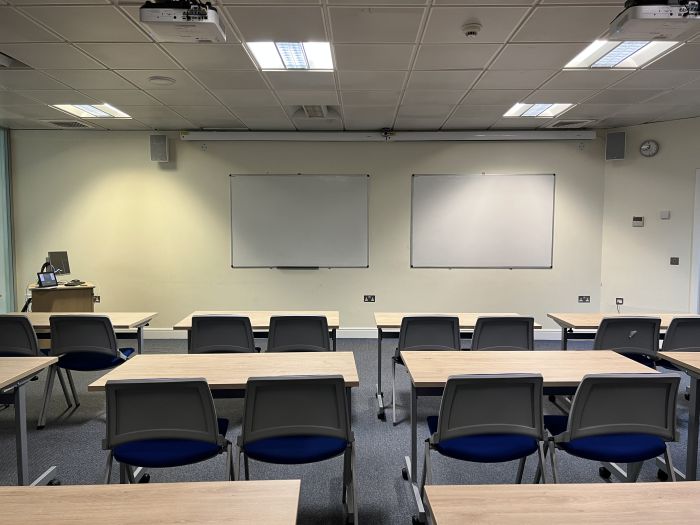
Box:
0;128;14;312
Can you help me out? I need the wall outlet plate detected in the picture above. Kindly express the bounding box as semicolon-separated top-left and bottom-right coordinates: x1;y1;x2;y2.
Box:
578;295;591;303
616;297;624;305
94;295;101;303
363;295;375;303
670;257;679;265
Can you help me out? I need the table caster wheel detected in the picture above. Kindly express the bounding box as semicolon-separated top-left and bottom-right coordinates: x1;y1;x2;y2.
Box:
402;467;409;481
685;393;690;401
657;468;669;481
377;410;386;421
412;515;423;525
599;466;611;479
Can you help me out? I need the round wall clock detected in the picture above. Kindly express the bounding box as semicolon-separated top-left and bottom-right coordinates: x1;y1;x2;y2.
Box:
640;139;659;157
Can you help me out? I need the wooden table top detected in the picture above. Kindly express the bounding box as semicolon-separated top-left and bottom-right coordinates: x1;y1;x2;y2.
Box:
88;352;359;392
374;312;542;329
0;480;300;525
547;312;699;329
174;310;340;330
425;482;700;524
660;352;700;375
29;282;95;291
0;357;58;390
11;312;157;330
401;350;656;388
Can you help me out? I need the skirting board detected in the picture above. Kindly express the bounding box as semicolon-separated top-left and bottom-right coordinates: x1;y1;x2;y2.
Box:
145;327;564;341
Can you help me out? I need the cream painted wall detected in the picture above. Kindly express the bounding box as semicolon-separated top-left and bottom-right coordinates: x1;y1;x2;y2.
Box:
11;130;605;329
601;117;700;314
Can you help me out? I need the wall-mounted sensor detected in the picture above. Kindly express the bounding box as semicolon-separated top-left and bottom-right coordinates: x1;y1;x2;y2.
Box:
660;210;671;220
632;216;644;227
462;21;482;38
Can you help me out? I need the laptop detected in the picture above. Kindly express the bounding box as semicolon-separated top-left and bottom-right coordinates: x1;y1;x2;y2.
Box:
37;271;58;288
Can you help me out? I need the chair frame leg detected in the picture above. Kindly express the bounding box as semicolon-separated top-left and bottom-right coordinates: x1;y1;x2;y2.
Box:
516;456;526;484
243;453;250;480
537;442;547;484
625;462;643;483
55;369;73;408
391;358;397;425
65;370;80;407
420;440;431;498
549;441;559;484
37;364;57;429
664;444;677;482
226;443;233;481
119;463;128;484
103;452;113;484
342;444;358;524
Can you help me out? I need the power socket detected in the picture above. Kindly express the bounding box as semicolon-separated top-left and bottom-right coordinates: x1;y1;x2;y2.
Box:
616;297;624;305
363;295;375;303
94;295;101;303
578;295;591;303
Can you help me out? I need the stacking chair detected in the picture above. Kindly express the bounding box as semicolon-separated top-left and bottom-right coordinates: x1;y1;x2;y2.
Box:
0;315;73;409
543;373;680;483
392;316;460;424
471;316;535;351
38;315;135;429
420;373;547;498
659;317;700;400
189;315;257;354
266;315;331;352
237;376;357;524
594;317;661;368
103;378;232;483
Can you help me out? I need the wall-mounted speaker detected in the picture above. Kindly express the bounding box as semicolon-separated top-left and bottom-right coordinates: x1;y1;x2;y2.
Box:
150;134;169;162
605;131;625;161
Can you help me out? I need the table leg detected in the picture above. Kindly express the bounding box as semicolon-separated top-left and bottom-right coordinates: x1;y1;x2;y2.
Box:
403;383;425;522
562;327;568;350
137;325;145;354
687;375;699;481
332;329;337;352
376;328;385;419
14;384;29;486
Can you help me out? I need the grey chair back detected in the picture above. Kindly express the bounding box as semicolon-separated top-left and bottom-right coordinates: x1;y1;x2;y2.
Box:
399;316;460;352
661;317;700;352
0;315;40;357
471;316;534;351
240;375;351;445
433;374;544;444
49;315;120;357
103;378;224;449
593;317;661;361
267;316;330;352
189;315;256;354
560;373;679;443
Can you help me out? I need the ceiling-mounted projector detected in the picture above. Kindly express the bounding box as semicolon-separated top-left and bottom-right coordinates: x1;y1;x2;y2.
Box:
140;0;225;43
607;0;700;40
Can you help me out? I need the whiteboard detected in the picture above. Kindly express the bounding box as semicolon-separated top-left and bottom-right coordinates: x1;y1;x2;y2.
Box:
411;174;555;268
230;174;369;268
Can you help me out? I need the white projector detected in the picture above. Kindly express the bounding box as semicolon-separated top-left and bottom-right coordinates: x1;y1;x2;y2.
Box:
608;1;700;40
139;1;226;43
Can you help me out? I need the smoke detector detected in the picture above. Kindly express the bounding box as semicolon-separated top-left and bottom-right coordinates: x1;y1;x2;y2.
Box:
462;21;482;38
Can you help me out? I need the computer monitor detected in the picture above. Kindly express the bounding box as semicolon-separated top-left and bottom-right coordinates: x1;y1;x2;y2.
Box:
48;251;70;275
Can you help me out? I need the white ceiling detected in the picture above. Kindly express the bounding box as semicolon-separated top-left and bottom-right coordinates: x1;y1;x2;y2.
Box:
0;0;698;131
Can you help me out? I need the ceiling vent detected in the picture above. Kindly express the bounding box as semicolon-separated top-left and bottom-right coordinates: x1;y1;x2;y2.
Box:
44;120;94;129
300;105;328;119
545;119;595;129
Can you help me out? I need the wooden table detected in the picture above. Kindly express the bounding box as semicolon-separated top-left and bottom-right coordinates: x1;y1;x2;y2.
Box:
174;310;341;351
16;311;157;354
425;482;700;524
660;351;700;481
29;282;95;312
400;350;656;522
0;357;57;485
373;313;542;418
0;480;301;524
547;312;699;348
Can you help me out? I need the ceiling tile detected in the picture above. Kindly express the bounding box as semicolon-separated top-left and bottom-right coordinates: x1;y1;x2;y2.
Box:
265;71;335;91
490;43;585;70
338;71;407;90
146;89;220;106
475;70;555;89
0;118;56;129
397;104;453;118
115;69;199;90
453;105;509;119
414;44;499;70
524;89;596;103
225;0;321;3
90;119;151;131
407;70;479;90
442;117;498;129
196;118;247;129
116;106;180;118
136;116;196;130
611;70;700;90
18;89;98;104
80;90;161;106
330;7;424;43
334;44;414;70
611;104;668;119
212;89;278;106
0;70;67;90
645;90;700;105
225;6;326;41
585;89;664;104
513;6;621;42
560;103;625;119
239;118;295;130
491;117;547;129
402;90;465;105
394;117;447;129
77;43;179;69
22;6;149;42
341;91;401;106
0;91;42;105
0;43;103;69
229;105;289;120
293;117;344;131
0;7;60;42
11;0;111;5
171;105;235;120
0;104;67;119
329;0;426;4
276;91;338;105
47;70;135;89
342;106;395;130
646;43;700;70
161;44;254;70
540;70;632;90
191;70;267;90
433;0;532;4
461;89;531;105
423;7;528;44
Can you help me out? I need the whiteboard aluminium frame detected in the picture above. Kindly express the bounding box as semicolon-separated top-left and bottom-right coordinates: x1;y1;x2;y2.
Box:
409;173;556;270
229;173;371;269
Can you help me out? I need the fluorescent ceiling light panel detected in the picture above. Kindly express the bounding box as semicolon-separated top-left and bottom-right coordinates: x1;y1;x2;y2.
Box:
248;41;333;70
503;103;573;118
565;39;679;69
52;104;131;119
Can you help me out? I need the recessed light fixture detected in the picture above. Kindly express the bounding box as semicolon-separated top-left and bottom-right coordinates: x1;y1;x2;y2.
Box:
52;103;131;119
148;75;176;86
503;103;574;118
247;41;333;70
564;40;680;69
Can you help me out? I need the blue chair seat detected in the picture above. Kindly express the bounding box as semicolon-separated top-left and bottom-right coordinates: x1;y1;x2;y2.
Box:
58;348;135;371
114;418;228;468
243;435;348;464
427;416;538;463
544;414;666;463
